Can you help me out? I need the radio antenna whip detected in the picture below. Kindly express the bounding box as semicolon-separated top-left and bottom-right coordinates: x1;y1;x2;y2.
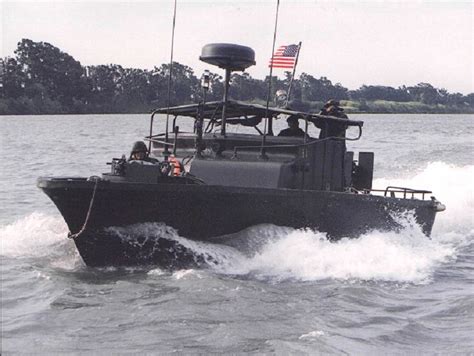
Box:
163;0;178;160
260;0;280;159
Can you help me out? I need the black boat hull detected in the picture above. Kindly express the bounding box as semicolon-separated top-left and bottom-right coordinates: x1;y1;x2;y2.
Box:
38;177;438;268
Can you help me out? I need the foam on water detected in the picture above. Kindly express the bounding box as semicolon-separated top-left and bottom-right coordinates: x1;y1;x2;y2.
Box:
299;330;325;339
1;163;471;283
0;212;80;269
102;212;464;283
172;269;204;280
107;222;247;268
233;163;473;283
235;224;455;283
374;162;474;236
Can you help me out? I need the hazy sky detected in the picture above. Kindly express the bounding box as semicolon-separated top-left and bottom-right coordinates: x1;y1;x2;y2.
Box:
1;0;473;94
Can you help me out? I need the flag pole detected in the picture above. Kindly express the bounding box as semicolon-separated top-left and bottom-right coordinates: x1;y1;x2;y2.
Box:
285;41;302;108
260;0;280;158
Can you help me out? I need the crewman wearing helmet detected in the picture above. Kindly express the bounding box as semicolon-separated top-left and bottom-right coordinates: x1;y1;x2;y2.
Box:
319;99;347;119
278;115;307;138
128;141;158;163
317;99;349;139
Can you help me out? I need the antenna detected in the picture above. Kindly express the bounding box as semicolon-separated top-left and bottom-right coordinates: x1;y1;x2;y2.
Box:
163;0;178;160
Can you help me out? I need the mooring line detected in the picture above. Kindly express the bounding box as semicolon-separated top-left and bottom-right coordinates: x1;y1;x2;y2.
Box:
67;176;100;240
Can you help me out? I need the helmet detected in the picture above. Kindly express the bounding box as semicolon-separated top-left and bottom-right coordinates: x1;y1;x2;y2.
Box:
325;99;340;107
275;89;287;101
131;141;148;153
287;115;299;124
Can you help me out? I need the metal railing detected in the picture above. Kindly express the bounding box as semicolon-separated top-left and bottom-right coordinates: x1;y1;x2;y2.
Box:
374;186;432;200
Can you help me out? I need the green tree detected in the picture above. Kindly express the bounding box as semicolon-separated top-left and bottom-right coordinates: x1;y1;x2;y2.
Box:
299;73;348;102
0;57;25;99
229;72;266;101
115;68;151;112
87;64;123;112
157;62;199;105
406;83;439;105
14;39;88;108
1;38;472;114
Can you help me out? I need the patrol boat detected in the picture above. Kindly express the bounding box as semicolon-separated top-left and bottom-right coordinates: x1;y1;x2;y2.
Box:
37;44;445;268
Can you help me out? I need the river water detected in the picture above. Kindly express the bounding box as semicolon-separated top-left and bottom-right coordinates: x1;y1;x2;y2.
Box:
1;113;473;353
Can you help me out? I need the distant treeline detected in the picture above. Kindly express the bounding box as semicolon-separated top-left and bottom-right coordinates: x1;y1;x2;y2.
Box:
1;39;473;115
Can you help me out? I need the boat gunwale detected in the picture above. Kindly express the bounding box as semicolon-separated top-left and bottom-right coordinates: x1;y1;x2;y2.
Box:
36;176;436;205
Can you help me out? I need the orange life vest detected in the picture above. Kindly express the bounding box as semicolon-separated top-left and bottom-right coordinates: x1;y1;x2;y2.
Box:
169;156;181;176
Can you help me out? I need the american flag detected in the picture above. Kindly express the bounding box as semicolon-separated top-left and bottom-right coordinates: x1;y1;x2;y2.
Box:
268;44;299;69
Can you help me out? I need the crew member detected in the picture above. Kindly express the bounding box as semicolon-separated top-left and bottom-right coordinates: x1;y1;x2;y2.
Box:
317;99;348;138
319;99;348;119
128;141;158;163
278;115;306;138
